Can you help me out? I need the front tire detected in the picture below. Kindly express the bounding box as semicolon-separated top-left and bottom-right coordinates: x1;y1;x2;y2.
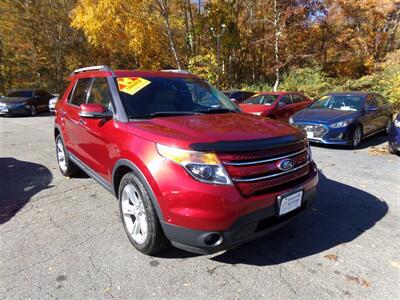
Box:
118;172;169;255
29;105;38;116
55;135;80;177
352;126;362;148
384;117;393;135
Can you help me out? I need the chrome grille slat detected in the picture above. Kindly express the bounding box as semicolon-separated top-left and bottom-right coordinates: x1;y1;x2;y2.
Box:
232;161;309;183
223;148;307;166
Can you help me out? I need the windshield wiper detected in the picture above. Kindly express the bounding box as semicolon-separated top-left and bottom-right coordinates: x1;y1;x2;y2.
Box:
198;108;237;114
131;111;204;119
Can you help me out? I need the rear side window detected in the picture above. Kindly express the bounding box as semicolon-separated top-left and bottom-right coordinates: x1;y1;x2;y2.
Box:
375;94;387;106
87;78;113;109
279;95;293;105
292;94;305;103
69;78;92;106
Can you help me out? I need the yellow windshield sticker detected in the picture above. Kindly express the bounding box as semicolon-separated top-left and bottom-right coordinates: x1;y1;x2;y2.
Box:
117;77;151;95
251;93;261;97
320;95;329;100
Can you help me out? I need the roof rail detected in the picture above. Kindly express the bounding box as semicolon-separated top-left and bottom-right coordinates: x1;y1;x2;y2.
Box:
70;65;114;76
161;69;191;74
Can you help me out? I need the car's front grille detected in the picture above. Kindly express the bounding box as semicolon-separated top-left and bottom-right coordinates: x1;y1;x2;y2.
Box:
218;139;310;197
295;123;328;138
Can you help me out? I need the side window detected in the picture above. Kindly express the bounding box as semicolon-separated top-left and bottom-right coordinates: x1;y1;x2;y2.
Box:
365;95;377;107
375;94;387;106
279;95;293;106
292;94;304;103
35;90;46;97
87;77;113;109
69;78;92;106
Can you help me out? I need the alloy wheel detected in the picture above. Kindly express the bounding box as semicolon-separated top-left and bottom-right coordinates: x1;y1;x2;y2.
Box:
353;127;362;147
56;138;67;172
121;183;148;245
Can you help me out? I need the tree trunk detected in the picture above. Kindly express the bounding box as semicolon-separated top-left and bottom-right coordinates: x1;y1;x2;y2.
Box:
273;0;281;92
156;0;181;69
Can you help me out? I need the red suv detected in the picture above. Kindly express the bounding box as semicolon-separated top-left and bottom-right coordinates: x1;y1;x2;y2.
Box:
54;66;318;255
239;92;313;122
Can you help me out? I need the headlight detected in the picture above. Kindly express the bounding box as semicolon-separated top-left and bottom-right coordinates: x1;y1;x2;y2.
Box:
289;117;294;125
330;119;352;128
394;119;400;128
156;144;232;185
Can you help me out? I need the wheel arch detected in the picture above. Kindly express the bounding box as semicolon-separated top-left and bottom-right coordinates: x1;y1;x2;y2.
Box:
112;159;164;221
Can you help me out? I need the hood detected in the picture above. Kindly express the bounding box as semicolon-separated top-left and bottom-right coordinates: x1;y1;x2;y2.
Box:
127;112;304;151
0;97;31;104
293;108;359;124
239;104;274;115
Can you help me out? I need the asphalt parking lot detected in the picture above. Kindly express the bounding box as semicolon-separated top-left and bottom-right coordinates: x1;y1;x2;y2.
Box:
1;114;399;299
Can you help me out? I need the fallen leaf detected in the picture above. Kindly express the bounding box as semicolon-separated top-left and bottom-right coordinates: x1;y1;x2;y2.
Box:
48;267;53;271
391;261;400;269
345;275;371;288
324;254;338;261
368;146;389;156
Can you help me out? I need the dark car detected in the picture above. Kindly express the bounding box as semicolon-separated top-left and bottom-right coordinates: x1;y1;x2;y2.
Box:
239;92;313;122
54;65;318;255
223;90;256;103
388;114;400;155
0;89;53;116
290;92;393;148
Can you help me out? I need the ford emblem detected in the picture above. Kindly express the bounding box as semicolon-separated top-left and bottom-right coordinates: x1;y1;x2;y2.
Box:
277;159;295;171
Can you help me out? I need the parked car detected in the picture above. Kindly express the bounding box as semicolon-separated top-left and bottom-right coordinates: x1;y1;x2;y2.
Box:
0;89;53;116
54;66;318;255
388;114;400;155
290;92;393;148
239;92;313;122
48;94;59;113
223;90;256;103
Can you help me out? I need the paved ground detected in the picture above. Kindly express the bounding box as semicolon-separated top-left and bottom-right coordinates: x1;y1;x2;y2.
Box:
0;114;399;299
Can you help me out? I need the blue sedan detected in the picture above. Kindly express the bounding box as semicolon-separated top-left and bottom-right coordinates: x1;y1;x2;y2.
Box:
289;92;393;148
388;114;400;155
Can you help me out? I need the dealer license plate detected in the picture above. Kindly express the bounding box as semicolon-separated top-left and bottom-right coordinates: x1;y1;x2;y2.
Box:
0;108;8;112
278;190;303;216
306;131;314;139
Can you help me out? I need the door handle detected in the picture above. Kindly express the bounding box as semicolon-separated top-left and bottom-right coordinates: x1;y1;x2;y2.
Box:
79;119;86;126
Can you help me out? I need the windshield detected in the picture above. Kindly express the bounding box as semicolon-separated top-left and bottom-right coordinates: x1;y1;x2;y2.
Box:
311;95;364;112
243;94;278;105
7;90;33;98
117;77;240;119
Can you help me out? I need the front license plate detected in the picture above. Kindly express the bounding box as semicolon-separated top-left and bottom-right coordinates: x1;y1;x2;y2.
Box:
278;190;303;216
306;131;314;139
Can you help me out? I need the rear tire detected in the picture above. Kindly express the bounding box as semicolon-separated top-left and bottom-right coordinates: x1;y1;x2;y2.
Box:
30;105;38;116
55;134;80;177
118;172;169;255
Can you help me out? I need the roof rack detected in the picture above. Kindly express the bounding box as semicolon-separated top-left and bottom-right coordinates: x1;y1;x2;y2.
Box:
70;65;114;76
161;69;191;74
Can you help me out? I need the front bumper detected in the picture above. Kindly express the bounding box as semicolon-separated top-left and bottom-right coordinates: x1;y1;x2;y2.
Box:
0;107;30;116
294;122;355;145
160;167;318;254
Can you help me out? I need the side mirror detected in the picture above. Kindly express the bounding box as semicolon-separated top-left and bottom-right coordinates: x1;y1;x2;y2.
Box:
79;103;113;119
230;98;238;104
365;105;378;112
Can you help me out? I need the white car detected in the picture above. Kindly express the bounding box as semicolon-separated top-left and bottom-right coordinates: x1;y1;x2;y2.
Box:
48;94;59;112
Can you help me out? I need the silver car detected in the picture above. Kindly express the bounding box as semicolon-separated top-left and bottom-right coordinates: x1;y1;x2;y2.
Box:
48;94;59;112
